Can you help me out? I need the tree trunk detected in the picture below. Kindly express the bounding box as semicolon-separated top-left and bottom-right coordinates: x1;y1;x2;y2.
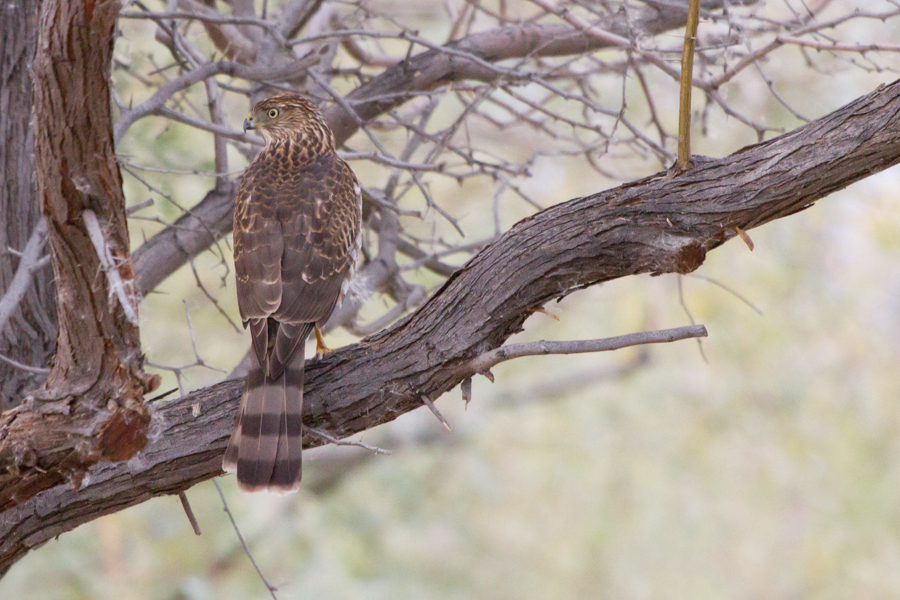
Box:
0;0;56;411
0;0;157;522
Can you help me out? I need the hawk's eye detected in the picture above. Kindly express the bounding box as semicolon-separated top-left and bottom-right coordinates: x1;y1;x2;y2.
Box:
267;108;279;119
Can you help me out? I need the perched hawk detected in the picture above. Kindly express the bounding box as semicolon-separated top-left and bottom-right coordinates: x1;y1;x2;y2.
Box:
223;93;362;493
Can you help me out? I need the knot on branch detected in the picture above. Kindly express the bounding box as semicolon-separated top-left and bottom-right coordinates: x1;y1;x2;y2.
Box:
97;401;150;462
673;239;707;274
651;235;706;275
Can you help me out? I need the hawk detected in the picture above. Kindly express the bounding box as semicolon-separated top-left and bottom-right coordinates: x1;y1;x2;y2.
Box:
223;93;362;493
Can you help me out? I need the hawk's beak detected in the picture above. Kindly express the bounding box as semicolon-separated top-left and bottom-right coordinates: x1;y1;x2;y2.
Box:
243;117;255;132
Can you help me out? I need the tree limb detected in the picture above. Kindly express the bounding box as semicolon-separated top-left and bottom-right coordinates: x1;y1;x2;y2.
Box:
462;325;708;374
2;76;900;573
129;1;712;297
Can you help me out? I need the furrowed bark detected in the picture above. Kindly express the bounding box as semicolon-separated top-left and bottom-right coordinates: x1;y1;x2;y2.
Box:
0;0;56;411
0;0;157;525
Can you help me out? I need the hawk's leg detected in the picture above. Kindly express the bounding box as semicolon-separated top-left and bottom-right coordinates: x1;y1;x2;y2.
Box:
314;325;332;359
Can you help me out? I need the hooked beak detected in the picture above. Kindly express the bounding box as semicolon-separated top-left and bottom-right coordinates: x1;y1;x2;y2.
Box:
243;117;255;132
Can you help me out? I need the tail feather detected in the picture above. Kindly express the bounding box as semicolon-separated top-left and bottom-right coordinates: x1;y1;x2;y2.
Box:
269;358;304;490
223;326;309;493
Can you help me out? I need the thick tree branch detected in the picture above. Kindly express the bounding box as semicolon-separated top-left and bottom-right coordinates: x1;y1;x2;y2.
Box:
278;0;325;39
177;0;257;63
2;77;899;572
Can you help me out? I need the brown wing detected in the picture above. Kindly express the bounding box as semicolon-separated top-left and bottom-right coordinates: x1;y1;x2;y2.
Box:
275;154;360;325
234;149;361;376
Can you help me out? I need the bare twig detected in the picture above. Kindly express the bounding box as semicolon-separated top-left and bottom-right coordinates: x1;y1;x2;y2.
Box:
677;278;708;363
676;0;702;170
119;9;279;37
0;353;51;375
82;210;140;327
125;198;155;215
420;395;452;431
778;36;900;54
178;491;202;536
307;427;393;455
188;260;242;333
0;221;47;336
278;0;325;38
687;274;763;316
525;0;631;48
461;376;473;409
462;325;709;375
212;479;279;599
174;0;261;61
146;303;227;395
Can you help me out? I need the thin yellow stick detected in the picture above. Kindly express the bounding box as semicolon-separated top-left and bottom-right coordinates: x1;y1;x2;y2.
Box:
676;0;702;170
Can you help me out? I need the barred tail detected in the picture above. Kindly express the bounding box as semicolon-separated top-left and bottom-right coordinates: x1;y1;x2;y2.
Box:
223;342;306;494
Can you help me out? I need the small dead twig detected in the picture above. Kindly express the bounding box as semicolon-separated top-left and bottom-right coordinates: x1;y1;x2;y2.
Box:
308;427;393;455
188;260;242;333
0;221;48;336
735;226;755;251
125;198;155;215
212;479;279;600
146;303;227;395
178;491;202;536
0;353;51;374
461;376;473;409
687;274;763;316
82;210;140;327
677;278;709;364
420;395;452;431
463;324;708;375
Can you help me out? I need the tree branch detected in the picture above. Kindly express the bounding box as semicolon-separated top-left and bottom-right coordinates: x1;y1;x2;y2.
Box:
114;56;319;145
128;1;712;297
463;325;708;374
2;77;900;572
0;221;47;337
177;0;258;63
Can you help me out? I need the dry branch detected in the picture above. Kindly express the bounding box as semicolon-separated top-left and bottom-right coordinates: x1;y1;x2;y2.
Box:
463;325;708;374
130;1;709;297
2;77;900;572
0;221;47;336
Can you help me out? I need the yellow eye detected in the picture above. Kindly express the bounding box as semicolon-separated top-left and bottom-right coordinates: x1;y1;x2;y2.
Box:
267;108;279;119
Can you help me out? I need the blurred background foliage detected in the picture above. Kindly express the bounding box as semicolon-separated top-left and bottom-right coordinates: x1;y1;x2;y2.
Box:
4;0;900;597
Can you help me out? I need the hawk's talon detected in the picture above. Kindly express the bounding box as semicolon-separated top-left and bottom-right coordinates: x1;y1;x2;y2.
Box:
529;307;560;321
314;325;331;359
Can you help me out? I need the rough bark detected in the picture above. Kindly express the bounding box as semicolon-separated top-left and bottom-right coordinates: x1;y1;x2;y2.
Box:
1;77;899;573
0;0;56;411
0;0;156;523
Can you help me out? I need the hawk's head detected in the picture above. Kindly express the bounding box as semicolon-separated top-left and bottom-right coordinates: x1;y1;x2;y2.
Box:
243;93;334;149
